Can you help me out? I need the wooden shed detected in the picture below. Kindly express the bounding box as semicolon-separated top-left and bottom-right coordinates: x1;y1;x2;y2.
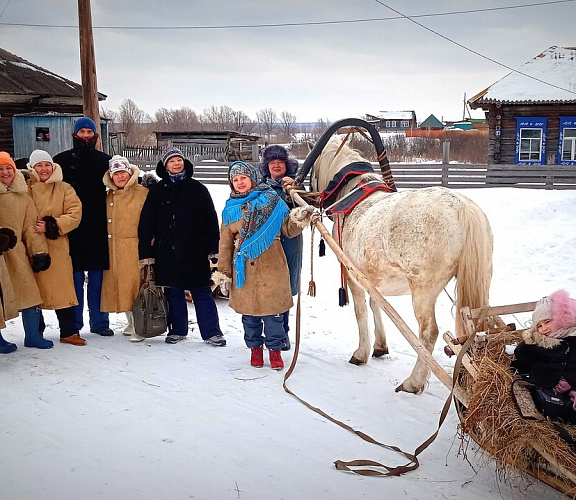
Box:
154;130;260;162
0;47;107;158
468;46;576;165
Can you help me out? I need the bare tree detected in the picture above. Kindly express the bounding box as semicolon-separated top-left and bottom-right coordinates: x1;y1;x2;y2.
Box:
117;99;151;145
154;107;200;132
313;118;331;139
256;108;278;143
100;106;117;133
279;111;297;143
230;110;255;134
202;105;237;131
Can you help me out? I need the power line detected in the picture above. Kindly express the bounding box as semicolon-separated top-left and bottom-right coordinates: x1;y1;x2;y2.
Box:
373;0;576;96
0;0;573;30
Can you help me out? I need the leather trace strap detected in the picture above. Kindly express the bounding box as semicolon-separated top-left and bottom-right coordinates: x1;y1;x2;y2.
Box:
283;282;476;477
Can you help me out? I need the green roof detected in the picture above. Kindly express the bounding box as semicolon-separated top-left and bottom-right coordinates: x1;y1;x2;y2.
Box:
419;114;444;129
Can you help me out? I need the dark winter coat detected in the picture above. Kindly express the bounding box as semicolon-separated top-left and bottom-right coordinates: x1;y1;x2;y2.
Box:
264;178;303;296
54;140;111;271
511;327;576;388
138;159;219;289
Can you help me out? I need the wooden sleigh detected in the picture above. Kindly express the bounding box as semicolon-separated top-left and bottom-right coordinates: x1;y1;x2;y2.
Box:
444;302;576;499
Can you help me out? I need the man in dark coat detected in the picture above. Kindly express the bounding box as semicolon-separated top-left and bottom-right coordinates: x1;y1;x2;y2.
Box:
53;116;113;336
138;147;225;346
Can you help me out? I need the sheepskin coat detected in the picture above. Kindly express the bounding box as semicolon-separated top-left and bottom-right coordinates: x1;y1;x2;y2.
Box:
0;170;47;309
27;165;82;309
218;209;306;316
138;159;219;289
101;166;148;312
54;141;111;271
0;252;17;328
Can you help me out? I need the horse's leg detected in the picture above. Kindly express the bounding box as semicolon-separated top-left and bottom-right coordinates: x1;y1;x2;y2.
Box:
370;297;388;357
348;278;372;365
395;289;441;394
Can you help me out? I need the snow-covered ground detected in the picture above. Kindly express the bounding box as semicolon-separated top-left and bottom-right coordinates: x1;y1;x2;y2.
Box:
2;185;575;500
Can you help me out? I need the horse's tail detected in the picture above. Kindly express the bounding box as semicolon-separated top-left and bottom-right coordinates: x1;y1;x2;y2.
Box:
455;198;493;340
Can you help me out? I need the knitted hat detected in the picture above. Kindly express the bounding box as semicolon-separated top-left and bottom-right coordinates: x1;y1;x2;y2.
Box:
229;161;258;184
162;147;184;165
259;144;299;178
109;155;132;175
74;117;97;134
532;296;553;327
0;151;16;171
28;149;53;168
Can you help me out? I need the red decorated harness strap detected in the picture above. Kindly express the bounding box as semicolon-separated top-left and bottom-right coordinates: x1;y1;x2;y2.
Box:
325;179;393;217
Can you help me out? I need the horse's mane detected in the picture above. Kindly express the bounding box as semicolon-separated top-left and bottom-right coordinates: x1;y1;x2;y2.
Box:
314;137;368;191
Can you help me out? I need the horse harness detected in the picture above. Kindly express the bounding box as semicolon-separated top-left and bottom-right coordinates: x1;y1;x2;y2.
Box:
320;161;394;217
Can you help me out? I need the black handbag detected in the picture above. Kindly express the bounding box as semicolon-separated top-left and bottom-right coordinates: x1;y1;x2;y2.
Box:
531;386;576;423
132;264;168;338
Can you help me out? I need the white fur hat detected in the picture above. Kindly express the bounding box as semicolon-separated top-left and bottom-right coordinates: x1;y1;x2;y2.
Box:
532;296;553;327
28;149;53;168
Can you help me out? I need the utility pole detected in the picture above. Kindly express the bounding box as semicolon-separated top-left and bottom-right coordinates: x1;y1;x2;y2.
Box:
78;0;102;150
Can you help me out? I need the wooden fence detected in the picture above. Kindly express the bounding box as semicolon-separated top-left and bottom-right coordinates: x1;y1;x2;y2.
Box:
139;161;576;190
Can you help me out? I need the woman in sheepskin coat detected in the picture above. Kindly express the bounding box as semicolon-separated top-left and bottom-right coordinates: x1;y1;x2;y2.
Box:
101;156;148;341
0;151;53;349
214;161;312;369
26;150;83;345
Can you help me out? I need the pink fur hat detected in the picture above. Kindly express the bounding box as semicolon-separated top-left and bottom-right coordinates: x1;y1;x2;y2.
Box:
533;289;576;332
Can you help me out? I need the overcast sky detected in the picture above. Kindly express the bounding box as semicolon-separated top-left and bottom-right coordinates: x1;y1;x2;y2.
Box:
0;0;574;123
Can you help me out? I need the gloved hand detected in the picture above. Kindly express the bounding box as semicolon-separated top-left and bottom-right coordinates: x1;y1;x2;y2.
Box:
31;253;51;272
220;280;230;297
211;270;231;297
139;258;155;268
0;227;17;252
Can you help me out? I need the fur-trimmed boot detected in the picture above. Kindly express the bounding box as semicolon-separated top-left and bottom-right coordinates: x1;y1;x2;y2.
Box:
0;331;17;354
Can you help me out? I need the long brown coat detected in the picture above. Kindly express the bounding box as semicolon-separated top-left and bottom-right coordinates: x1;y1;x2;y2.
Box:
27;164;82;309
0;251;17;329
0;170;48;310
218;209;305;316
101;166;148;312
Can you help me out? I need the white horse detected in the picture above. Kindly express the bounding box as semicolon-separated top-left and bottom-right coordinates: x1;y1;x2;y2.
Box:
309;137;493;394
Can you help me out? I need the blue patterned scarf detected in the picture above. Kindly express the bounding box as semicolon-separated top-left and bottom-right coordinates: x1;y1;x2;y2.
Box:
222;185;289;289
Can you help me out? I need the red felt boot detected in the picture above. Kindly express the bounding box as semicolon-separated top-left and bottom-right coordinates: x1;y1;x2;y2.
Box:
251;346;264;367
269;349;284;370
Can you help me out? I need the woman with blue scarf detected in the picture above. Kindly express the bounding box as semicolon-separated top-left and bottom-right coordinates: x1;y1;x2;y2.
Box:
213;162;312;370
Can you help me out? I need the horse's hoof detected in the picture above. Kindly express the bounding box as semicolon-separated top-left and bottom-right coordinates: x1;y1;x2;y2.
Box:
372;348;389;358
395;383;404;393
395;382;421;394
349;356;364;365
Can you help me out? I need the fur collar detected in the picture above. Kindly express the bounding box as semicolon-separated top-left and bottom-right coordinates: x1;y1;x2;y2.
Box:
0;169;28;194
103;165;141;191
28;163;63;184
522;325;576;349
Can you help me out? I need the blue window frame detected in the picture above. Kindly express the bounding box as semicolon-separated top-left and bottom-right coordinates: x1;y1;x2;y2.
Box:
515;117;548;165
559;116;576;165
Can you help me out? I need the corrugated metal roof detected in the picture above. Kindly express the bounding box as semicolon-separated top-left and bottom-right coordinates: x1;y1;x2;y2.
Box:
469;46;576;107
0;47;106;100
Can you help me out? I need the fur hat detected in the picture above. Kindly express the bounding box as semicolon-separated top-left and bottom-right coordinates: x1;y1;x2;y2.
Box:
259;145;299;179
0;151;16;171
229;161;258;185
109;155;132;175
532;296;553;328
162;147;184;165
28;149;53;168
74;117;97;134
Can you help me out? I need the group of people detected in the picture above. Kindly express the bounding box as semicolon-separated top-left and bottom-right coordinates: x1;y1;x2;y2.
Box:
0;117;312;369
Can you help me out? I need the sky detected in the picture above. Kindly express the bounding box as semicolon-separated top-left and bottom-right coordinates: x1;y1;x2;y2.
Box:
0;1;575;124
2;185;575;499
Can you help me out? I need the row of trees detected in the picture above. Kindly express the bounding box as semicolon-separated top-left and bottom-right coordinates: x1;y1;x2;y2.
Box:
101;99;332;147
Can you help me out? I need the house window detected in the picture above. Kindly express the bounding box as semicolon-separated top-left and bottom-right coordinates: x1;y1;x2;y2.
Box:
559;117;576;165
400;121;410;128
515;117;548;165
519;129;542;161
385;120;397;128
36;127;50;142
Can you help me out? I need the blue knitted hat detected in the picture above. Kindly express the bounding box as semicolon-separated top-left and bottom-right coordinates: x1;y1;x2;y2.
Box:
74;117;97;134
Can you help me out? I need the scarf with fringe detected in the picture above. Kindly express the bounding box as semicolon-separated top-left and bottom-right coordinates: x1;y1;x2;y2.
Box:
222;185;289;289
